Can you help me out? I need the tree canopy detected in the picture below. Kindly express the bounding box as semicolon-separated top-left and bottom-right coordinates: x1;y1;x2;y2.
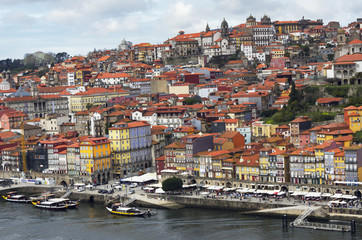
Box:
162;177;183;192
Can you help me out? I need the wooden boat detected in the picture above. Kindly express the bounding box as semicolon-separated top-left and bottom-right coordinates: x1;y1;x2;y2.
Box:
31;199;68;210
2;194;32;203
30;193;56;201
106;204;146;217
48;198;80;208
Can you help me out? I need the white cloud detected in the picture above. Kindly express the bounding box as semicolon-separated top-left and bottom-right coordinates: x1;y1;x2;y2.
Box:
0;0;362;59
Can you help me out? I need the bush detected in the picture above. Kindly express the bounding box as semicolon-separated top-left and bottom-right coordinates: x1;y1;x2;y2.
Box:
325;86;350;98
162;177;183;192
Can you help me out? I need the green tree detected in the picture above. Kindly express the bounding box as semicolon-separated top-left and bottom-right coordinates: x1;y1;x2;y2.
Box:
162;177;183;192
86;103;93;110
353;130;362;144
183;97;201;105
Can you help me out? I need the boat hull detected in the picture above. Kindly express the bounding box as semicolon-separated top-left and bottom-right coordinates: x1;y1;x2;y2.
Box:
31;201;68;210
106;207;146;217
2;195;32;203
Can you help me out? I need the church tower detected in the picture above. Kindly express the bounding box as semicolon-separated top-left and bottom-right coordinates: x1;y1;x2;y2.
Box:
221;18;229;39
205;23;210;33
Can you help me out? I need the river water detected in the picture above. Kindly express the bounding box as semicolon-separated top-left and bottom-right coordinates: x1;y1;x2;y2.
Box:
0;201;361;240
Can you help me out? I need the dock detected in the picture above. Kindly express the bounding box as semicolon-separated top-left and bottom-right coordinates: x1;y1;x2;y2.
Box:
291;207;352;232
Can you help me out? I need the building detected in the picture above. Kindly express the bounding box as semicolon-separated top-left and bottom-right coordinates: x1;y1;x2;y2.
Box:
66;143;81;181
183;133;214;176
109;121;152;178
235;153;260;181
80;136;111;184
290;116;312;147
344;145;362;182
70;87;128;114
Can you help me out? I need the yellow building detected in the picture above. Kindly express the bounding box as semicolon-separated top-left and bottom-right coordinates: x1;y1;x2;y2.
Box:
344;106;362;133
334;150;345;181
109;121;152;177
80;136;111;184
235;154;260;181
70;87;128;113
252;121;278;138
109;123;130;175
259;148;272;182
317;129;354;145
271;49;285;58
303;152;317;185
211;152;231;179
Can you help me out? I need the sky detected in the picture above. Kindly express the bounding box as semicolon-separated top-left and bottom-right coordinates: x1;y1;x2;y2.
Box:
0;0;361;60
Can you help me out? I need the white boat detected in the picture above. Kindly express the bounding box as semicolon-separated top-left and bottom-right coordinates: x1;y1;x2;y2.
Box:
2;194;32;203
32;199;68;210
106;204;146;217
48;198;80;208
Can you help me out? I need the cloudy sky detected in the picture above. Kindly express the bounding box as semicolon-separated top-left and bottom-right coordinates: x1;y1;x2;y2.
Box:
0;0;361;59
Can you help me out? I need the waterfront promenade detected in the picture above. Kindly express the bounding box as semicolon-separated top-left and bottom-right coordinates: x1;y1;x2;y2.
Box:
1;180;361;222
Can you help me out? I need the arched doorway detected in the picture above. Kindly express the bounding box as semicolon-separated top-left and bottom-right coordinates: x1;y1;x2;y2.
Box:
226;181;232;188
309;187;316;192
354;190;361;199
60;181;68;188
281;186;288;192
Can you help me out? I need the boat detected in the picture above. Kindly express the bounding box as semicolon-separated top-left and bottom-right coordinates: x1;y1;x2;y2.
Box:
106;204;146;217
48;198;80;208
2;193;32;203
31;199;68;210
30;193;56;201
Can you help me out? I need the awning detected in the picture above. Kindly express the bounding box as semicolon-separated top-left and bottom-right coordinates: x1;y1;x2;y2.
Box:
155;188;165;194
207;185;224;190
331;194;343;199
305;192;321;197
341;195;357;200
121;173;158;183
321;193;332;197
236;188;254;193
223;187;236;191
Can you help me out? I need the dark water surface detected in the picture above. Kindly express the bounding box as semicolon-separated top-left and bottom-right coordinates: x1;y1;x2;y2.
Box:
0;201;361;240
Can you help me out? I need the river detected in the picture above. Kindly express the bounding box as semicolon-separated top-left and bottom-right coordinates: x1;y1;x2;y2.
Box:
0;201;361;240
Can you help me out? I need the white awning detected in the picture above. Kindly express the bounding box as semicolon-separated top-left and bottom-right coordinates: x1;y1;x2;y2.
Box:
331;194;343;199
155;188;165;194
305;192;321;197
207;186;224;190
224;187;236;191
121;173;158;183
147;183;162;188
321;193;332;197
341;195;357;200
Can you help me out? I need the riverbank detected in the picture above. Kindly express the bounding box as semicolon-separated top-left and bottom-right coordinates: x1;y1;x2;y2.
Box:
2;185;361;222
142;194;362;222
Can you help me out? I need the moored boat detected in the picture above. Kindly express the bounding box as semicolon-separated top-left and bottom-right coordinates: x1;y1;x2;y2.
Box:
106;204;146;217
2;193;32;203
48;198;80;208
30;193;56;201
31;199;68;210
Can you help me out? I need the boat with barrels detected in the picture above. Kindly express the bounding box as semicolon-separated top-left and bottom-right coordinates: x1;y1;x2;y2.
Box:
2;192;31;203
32;198;68;210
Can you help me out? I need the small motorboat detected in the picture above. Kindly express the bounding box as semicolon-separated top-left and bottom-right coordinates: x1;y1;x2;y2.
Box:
106;204;146;217
2;193;32;203
31;199;68;210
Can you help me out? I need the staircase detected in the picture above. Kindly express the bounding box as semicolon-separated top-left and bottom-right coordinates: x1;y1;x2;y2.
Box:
61;190;72;198
292;208;314;226
122;197;136;206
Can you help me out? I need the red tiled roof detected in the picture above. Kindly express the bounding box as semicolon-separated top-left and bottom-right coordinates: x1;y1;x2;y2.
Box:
316;98;343;104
